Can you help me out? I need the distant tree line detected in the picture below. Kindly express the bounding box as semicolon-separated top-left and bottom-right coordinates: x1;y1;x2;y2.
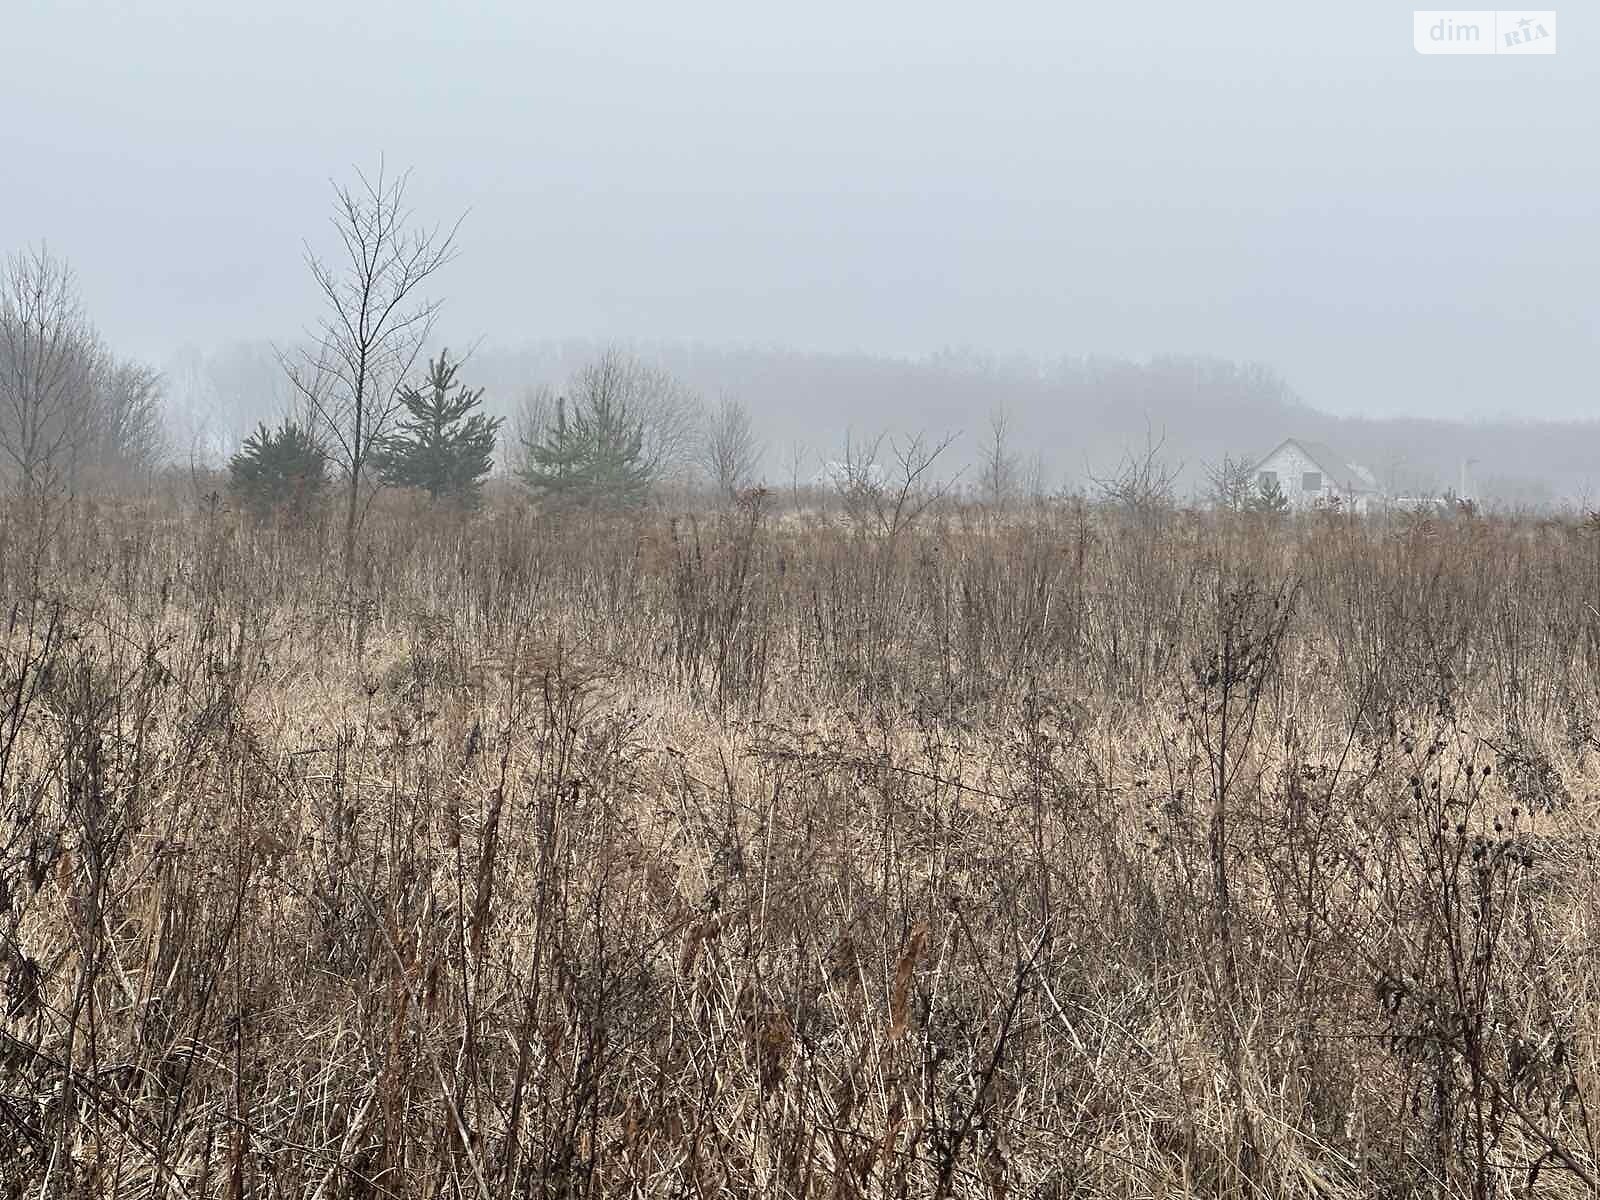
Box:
227;340;744;520
49;159;1507;532
3;211;762;526
213;166;765;533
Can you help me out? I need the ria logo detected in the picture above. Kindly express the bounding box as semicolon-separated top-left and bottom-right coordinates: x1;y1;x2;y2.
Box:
1503;13;1554;46
1413;10;1557;53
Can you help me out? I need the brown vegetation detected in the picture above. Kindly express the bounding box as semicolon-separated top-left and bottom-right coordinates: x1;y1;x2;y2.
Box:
1;487;1597;1198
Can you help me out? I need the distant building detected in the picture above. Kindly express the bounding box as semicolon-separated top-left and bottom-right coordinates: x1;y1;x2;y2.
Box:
1251;438;1380;513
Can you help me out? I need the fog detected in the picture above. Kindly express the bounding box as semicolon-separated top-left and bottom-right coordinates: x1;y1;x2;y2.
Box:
4;0;1595;482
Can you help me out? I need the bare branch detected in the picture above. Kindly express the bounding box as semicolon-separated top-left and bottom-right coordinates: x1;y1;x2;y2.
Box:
278;164;462;564
698;393;764;497
835;429;960;538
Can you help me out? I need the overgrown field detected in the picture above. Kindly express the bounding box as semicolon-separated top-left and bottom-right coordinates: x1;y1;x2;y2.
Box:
2;488;1599;1198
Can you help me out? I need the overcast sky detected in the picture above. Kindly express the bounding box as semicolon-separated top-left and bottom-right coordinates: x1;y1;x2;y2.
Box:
4;0;1593;420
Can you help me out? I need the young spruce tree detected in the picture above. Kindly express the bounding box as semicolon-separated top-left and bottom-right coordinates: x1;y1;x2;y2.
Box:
519;388;652;508
228;420;327;518
371;349;501;504
1250;474;1290;514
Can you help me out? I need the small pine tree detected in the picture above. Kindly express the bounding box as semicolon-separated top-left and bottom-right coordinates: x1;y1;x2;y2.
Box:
370;350;502;504
519;390;652;508
1250;474;1290;514
228;420;327;517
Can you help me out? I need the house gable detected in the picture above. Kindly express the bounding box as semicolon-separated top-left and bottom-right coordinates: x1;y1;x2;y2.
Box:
1250;438;1374;512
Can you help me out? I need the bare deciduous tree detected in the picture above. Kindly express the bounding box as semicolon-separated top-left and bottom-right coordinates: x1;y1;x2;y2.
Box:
699;394;763;497
281;164;461;562
1090;426;1181;524
513;349;702;498
1021;450;1051;504
0;246;165;500
978;404;1019;509
509;382;557;476
787;439;810;514
837;429;960;538
1203;453;1258;512
0;246;98;499
605;350;701;483
87;357;165;484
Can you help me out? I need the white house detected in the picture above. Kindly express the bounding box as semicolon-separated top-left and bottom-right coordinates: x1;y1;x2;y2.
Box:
1250;439;1379;513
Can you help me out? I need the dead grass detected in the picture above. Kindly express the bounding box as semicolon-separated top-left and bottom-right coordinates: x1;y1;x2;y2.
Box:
0;489;1596;1198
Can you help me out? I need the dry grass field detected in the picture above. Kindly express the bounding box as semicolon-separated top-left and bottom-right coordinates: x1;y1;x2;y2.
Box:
1;486;1598;1198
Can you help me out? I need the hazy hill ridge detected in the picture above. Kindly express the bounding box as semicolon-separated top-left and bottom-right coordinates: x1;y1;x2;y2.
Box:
468;341;1595;506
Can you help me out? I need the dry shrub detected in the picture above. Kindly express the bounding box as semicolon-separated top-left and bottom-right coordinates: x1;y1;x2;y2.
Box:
0;488;1595;1197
